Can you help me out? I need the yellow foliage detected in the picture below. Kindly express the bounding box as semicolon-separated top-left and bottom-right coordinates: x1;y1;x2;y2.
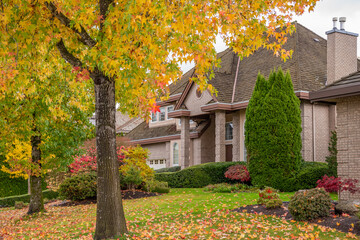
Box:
120;145;155;182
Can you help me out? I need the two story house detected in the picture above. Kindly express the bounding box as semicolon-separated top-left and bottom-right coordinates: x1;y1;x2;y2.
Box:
127;22;341;170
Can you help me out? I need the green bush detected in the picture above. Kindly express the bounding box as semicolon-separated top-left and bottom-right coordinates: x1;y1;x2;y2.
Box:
122;166;143;190
204;183;255;193
258;187;283;209
288;188;332;221
144;180;170;193
155;166;181;173
326;131;337;177
246;70;302;191
58;173;97;201
0;159;48;197
0;189;58;207
295;163;329;190
155;162;246;188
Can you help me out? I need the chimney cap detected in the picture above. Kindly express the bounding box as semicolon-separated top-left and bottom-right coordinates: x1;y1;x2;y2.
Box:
332;17;338;21
339;17;346;22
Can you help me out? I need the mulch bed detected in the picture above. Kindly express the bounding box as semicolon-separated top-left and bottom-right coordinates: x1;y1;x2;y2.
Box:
233;202;360;236
51;190;161;207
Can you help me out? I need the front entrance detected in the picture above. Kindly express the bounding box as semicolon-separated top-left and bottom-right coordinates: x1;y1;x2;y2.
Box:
225;144;233;162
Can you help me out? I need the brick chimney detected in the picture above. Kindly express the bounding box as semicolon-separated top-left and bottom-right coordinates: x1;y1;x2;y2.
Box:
326;17;358;85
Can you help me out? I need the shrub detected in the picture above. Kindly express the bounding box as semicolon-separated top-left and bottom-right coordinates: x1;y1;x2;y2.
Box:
155;162;246;188
0;189;58;207
120;146;154;183
204;183;255;193
246;70;302;190
257;187;282;209
144;180;170;193
69;146;125;174
325;131;337;177
14;201;26;209
58;173;97;201
155;166;181;173
294;163;329;191
316;175;340;193
224;165;250;182
122;166;143;190
288;188;332;221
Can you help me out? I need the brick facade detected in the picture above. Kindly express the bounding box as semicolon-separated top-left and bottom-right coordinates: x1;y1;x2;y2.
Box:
336;96;360;201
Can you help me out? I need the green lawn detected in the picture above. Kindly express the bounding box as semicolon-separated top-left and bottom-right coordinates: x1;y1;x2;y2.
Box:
0;189;356;239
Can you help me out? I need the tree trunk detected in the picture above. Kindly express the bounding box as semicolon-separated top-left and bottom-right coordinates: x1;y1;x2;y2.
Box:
93;74;128;240
27;135;44;214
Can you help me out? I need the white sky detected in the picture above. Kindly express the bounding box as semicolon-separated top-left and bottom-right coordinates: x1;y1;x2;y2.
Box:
180;0;360;73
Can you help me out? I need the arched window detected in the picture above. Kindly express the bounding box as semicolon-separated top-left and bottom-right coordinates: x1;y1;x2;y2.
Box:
173;143;179;165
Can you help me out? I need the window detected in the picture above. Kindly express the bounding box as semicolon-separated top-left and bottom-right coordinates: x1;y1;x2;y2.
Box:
167;106;174;119
225;122;233;140
151;112;157;122
159;107;166;121
173;143;179;165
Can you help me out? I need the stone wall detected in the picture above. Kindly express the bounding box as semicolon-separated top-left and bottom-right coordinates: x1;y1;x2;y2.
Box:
336;96;360;201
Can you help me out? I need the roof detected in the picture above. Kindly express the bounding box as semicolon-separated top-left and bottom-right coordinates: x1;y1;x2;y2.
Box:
126;121;180;141
210;22;328;103
310;71;360;101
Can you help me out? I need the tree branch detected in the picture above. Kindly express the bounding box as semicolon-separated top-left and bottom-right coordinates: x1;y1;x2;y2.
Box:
45;1;96;48
56;39;83;68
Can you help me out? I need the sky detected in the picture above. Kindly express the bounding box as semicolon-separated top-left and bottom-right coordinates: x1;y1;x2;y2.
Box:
180;0;360;73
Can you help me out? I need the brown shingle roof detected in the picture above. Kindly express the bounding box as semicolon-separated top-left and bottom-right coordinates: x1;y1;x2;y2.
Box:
126;121;180;141
210;22;328;103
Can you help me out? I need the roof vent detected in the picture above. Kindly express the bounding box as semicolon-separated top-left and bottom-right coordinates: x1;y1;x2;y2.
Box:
313;38;320;42
332;17;338;29
339;17;346;30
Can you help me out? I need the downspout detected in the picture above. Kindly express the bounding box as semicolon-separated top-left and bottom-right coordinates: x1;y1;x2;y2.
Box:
312;104;316;162
231;56;240;103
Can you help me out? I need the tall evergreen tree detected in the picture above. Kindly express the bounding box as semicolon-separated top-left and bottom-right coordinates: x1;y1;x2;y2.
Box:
246;69;302;191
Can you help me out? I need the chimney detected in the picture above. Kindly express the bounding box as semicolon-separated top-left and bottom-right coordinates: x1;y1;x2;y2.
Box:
326;17;358;85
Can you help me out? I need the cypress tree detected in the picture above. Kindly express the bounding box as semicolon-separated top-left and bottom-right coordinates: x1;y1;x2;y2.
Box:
246;69;302;191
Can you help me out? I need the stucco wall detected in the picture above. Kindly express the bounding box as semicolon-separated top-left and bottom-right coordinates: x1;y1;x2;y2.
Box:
314;104;331;162
143;143;169;161
184;84;213;116
300;101;332;162
336;96;360;201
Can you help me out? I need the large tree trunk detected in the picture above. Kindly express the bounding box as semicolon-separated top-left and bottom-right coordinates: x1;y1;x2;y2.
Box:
27;134;44;214
93;74;128;240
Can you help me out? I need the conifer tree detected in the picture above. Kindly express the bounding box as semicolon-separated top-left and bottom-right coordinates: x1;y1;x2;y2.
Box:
246;69;302;191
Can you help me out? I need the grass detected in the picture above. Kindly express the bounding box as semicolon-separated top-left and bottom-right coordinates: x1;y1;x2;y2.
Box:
0;188;356;239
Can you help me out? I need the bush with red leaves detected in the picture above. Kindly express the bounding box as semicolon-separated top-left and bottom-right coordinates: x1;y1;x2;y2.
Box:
224;165;250;182
316;175;340;193
316;175;360;194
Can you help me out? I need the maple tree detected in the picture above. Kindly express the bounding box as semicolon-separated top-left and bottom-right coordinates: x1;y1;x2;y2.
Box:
0;0;319;238
0;61;94;214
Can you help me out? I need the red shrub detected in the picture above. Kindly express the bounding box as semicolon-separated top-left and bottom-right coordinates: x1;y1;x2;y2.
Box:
69;146;125;174
224;165;250;182
316;175;340;193
317;175;360;194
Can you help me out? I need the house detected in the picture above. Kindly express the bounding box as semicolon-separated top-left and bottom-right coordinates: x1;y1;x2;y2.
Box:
127;22;340;170
90;111;143;135
310;17;360;201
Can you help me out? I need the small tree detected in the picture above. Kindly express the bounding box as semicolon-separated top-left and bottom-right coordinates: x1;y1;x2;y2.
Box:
325;131;337;177
246;69;302;191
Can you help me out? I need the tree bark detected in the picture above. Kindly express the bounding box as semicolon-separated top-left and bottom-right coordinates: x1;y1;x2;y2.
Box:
27;134;44;214
93;74;128;240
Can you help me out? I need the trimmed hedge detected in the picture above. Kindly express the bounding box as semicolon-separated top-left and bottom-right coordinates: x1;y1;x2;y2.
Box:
0;172;48;198
0;189;58;207
58;173;97;201
155;166;181;173
155;162;246;188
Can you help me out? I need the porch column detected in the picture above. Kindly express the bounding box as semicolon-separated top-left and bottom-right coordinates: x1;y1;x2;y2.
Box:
180;116;190;169
232;111;241;162
215;110;226;162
